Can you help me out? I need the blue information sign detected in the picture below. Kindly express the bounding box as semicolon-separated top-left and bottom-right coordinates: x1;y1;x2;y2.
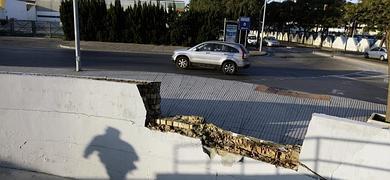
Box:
239;17;251;30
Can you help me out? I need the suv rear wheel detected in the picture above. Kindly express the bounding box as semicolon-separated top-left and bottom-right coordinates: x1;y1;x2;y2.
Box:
222;61;237;75
176;56;190;69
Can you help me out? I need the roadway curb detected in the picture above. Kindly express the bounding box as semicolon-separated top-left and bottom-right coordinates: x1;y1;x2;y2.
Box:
250;51;267;56
313;51;387;74
59;44;80;50
58;44;172;55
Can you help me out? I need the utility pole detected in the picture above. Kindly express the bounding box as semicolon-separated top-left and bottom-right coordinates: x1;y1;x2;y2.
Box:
73;0;81;71
223;18;226;41
259;0;267;52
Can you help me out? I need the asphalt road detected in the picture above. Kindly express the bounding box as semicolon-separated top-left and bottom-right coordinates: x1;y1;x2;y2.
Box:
0;37;387;104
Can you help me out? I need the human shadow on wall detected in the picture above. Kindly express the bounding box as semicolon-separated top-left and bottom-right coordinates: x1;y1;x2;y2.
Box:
84;127;139;180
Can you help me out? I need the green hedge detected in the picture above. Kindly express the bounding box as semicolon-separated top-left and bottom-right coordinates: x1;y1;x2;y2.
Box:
60;0;223;46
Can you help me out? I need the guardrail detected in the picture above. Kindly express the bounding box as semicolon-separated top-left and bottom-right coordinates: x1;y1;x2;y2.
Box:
0;19;63;37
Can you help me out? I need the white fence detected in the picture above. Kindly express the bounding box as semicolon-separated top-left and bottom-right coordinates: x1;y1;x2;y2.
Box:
267;31;385;52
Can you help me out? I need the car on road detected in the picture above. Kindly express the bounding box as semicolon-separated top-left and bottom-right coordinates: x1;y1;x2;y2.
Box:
364;47;388;61
247;35;258;46
172;41;250;75
262;36;280;47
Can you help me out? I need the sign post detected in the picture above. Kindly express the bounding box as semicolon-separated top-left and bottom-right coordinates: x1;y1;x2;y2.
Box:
259;0;267;52
73;0;81;71
239;17;251;46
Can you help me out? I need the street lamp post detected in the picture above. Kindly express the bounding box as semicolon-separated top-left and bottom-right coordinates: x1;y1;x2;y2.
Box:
259;0;267;52
73;0;81;71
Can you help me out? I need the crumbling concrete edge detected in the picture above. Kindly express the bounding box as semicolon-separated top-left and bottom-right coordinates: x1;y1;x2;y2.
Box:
134;81;302;171
137;82;162;126
148;115;301;171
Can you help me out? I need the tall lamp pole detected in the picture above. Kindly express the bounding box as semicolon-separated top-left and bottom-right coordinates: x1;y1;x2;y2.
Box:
259;0;267;52
73;0;81;71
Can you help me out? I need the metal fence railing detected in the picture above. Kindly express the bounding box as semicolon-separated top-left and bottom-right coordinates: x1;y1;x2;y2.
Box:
0;19;63;37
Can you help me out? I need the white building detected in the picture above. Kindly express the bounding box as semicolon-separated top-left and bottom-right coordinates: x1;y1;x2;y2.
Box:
0;0;60;22
0;0;185;21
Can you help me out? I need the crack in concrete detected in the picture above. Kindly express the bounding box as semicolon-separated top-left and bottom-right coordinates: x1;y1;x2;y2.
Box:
0;107;136;124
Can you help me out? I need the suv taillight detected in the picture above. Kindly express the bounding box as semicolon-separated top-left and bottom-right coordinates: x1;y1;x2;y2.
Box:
242;52;248;60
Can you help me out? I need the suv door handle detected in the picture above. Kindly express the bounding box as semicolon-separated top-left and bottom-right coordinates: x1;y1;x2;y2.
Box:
205;52;210;54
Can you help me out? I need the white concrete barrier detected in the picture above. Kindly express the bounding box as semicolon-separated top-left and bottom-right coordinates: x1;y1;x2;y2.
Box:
313;36;322;46
305;35;314;45
289;34;294;42
298;34;305;44
299;113;390;180
346;37;359;52
322;36;333;48
373;40;387;48
292;34;299;43
277;32;283;41
283;33;289;41
0;73;309;180
332;36;347;50
358;38;372;52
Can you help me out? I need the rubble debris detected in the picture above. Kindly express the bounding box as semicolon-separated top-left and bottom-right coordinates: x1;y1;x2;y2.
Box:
148;115;301;170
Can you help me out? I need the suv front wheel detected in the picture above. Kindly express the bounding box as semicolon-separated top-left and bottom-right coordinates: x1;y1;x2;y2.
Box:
222;61;237;75
176;56;190;69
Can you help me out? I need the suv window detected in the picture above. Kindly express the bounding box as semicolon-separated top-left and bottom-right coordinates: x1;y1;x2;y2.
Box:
197;43;214;51
222;45;239;53
371;47;380;51
213;44;224;52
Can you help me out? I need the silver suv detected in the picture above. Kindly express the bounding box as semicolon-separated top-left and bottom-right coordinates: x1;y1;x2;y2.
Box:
172;41;250;75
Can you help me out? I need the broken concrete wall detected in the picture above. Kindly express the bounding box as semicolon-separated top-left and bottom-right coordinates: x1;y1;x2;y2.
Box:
151;116;301;170
0;73;310;180
299;113;390;179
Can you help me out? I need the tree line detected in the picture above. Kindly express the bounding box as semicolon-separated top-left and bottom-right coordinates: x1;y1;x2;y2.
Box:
60;0;224;46
60;0;389;46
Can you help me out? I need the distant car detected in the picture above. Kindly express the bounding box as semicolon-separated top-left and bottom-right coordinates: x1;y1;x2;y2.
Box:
172;41;250;75
364;47;388;61
262;36;280;47
247;35;258;45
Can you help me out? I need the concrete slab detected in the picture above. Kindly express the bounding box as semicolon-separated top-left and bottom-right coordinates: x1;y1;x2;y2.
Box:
299;113;390;179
